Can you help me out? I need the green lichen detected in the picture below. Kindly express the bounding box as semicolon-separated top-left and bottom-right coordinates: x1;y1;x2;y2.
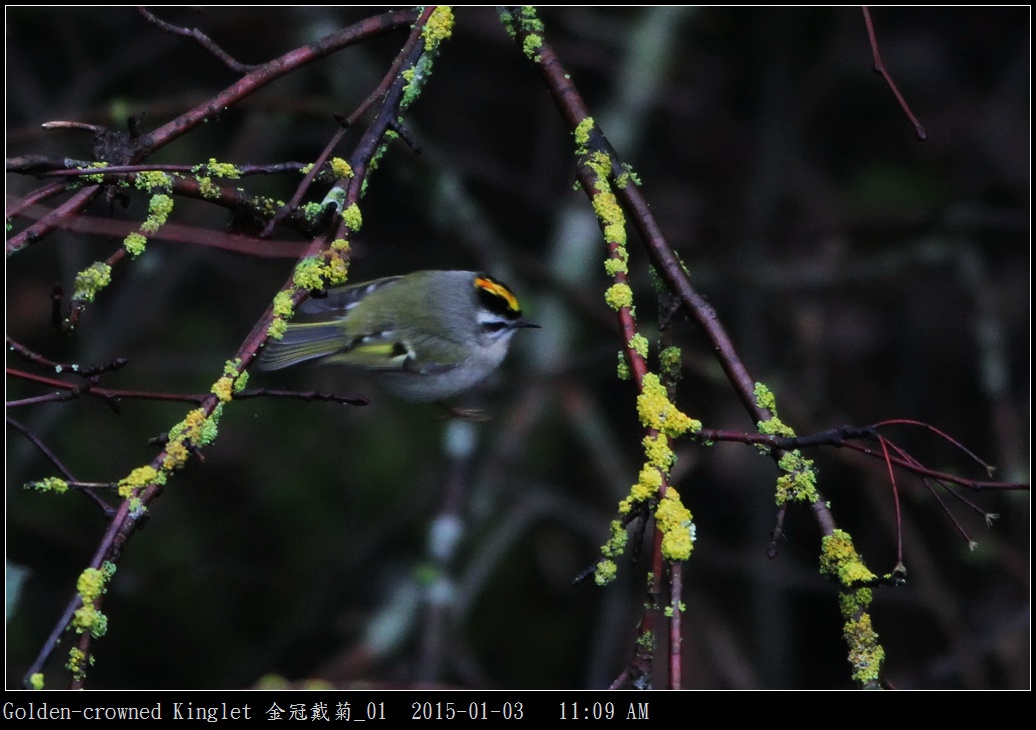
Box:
201;158;241;179
79;161;109;184
754;381;778;414
820;529;877;586
758;414;795;439
301;202;324;222
27;476;69;494
594;558;617;586
268;317;288;340
604;282;633;311
774;450;819;505
659;346;682;382
123;232;147;257
601;519;629;557
616;352;631;380
272;290;295;317
72;262;112;303
522;33;542;61
585;150;612;184
636;373;700;438
72;604;108;638
197;176;221;200
293;257;326;290
843;612;885;686
135;170;173;192
139;194;173;234
628;333;649;359
74;567;109;638
636;630;654;652
616;166;642;188
604;254;629;277
574;117;595;153
29;673;44;690
498;9;515;37
66;647;89;682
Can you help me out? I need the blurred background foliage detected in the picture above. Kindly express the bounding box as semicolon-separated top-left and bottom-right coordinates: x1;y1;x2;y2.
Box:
5;7;1029;689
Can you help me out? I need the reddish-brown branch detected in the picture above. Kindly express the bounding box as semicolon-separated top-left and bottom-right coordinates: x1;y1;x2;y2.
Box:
861;7;927;140
19;7;440;688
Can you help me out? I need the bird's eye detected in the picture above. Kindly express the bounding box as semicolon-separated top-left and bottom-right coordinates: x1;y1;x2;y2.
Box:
482;321;509;333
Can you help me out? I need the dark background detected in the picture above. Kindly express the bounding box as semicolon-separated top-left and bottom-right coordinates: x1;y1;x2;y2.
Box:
6;7;1029;689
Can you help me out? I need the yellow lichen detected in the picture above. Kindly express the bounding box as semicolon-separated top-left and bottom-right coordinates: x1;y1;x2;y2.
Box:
422;6;454;52
591;190;626;245
72;262;112;303
77;568;106;602
162;440;189;471
775;450;819;505
66;647;88;681
636;373;700;437
628;333;649;359
123;232;147;257
329;157;353;180
211;376;234;403
272;290;295;317
843;612;885;685
820;529;877;586
642;433;675;472
604;255;629;276
655;488;694;560
604;282;633;311
117;465;162;499
342;203;363;231
29;673;44;690
293;257;326;290
324;250;350;285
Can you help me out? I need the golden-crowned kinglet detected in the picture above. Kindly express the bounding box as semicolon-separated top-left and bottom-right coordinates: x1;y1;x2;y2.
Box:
258;270;538;402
